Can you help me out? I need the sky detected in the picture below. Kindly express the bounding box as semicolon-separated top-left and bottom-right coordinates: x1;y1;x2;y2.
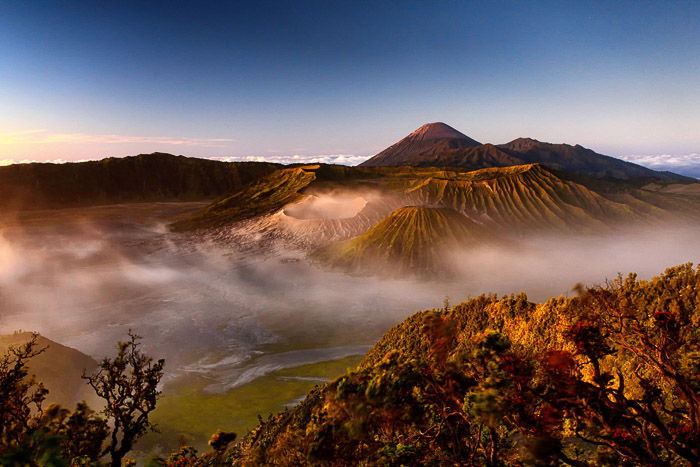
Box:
1;1;699;175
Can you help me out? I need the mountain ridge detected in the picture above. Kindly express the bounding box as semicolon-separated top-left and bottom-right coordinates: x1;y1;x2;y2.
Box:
0;332;99;409
172;162;700;249
170;166;318;231
0;152;281;210
360;123;691;182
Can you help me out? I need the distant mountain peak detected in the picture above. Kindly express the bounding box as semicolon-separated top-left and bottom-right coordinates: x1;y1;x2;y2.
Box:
408;122;472;141
501;137;543;151
359;122;481;167
360;124;689;181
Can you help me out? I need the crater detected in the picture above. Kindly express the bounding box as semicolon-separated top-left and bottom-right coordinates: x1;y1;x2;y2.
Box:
284;193;367;220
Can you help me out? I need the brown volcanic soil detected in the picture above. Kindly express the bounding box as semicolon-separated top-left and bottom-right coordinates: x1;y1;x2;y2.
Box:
360;122;481;167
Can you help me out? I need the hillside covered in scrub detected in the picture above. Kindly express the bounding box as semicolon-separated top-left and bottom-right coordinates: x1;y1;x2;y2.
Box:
190;264;700;466
0;333;98;409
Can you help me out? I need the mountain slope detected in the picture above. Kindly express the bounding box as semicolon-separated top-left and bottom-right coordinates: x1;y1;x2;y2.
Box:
171;166;318;231
0;332;98;409
497;138;687;180
207;264;700;466
387;143;524;170
315;206;488;276
173;163;700;251
360;122;481;167
401;164;643;234
359;123;689;182
0;153;280;210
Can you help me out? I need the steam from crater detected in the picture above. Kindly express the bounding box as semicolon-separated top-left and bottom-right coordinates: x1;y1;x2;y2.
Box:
284;192;368;220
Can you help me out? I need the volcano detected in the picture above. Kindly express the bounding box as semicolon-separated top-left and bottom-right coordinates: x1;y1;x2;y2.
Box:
360;123;691;181
359;122;482;167
315;206;488;276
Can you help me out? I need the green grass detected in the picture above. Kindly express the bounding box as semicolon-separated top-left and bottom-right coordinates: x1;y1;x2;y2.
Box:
140;355;362;454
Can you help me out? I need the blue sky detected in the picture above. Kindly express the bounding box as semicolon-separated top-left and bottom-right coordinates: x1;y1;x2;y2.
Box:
1;1;699;174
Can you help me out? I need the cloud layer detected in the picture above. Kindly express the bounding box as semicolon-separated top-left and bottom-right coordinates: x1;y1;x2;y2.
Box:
0;129;370;167
619;153;700;179
210;154;368;166
1;153;370;168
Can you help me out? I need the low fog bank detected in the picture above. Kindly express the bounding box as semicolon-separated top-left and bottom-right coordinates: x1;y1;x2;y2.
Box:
448;225;700;300
0;220;446;389
1;216;698;392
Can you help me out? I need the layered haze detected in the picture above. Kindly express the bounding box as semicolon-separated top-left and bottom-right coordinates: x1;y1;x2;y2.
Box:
1;194;699;453
1;206;698;391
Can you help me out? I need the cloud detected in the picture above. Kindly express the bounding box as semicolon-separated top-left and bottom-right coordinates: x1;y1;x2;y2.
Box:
1;153;371;168
619;153;700;179
0;130;234;147
210;154;369;166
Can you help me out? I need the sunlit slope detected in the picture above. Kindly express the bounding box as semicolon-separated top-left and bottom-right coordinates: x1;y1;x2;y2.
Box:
402;164;687;234
171;166;317;231
211;264;700;465
0;153;280;210
0;332;98;409
316;206;488;275
172;163;700;240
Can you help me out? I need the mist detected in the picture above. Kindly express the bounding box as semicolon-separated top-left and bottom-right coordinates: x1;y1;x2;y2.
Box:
1;212;698;395
0;216;443;391
448;226;700;299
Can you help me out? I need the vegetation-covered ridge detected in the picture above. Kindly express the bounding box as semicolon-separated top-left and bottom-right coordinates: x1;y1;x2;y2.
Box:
314;206;489;276
198;264;700;466
0;333;98;410
3;265;700;465
402;163;700;234
0;153;280;210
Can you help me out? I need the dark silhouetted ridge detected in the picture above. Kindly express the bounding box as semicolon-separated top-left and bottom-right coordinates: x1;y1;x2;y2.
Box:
496;138;686;180
0;153;281;210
